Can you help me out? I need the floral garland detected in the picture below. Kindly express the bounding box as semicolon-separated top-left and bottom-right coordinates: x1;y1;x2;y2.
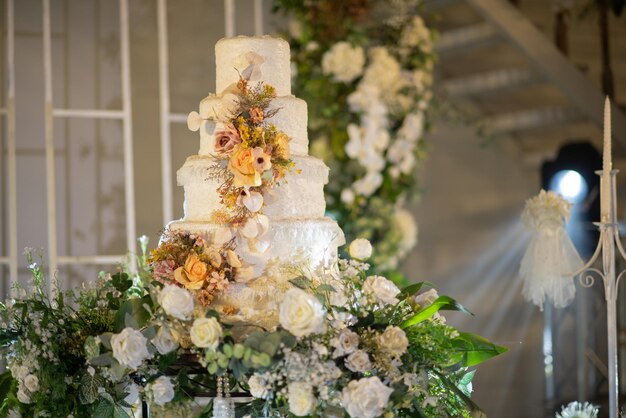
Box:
0;238;506;417
273;0;435;280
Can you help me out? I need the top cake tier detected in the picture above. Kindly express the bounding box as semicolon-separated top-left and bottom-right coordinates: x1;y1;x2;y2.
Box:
215;36;291;96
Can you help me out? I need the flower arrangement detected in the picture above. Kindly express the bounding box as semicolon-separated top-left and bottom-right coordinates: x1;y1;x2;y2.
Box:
555;401;599;418
0;238;506;417
187;75;295;229
273;0;435;279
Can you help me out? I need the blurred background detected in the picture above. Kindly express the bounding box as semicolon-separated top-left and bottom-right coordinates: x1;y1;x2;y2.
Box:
0;0;625;416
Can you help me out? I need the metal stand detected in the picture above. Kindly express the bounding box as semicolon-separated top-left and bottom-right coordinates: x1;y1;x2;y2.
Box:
575;169;624;418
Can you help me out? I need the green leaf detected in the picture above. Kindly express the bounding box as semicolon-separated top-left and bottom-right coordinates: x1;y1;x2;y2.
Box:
316;284;336;293
458;370;476;397
449;332;508;367
435;371;486;418
289;276;312;290
399;281;435;298
79;373;105;405
0;371;14;404
111;272;133;293
93;399;114;418
99;333;113;350
114;297;151;332
401;296;473;328
142;325;157;340
89;353;114;367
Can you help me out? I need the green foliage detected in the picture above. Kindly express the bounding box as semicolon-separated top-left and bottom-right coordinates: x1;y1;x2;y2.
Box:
401;296;473;328
449;332;508;368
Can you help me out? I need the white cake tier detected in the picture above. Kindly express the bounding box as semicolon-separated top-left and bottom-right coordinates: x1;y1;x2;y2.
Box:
177;154;328;221
198;95;309;156
166;217;345;276
215;36;291;96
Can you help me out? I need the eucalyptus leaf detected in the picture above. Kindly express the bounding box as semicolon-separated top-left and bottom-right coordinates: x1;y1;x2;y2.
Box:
89;353;114;367
289;276;312;290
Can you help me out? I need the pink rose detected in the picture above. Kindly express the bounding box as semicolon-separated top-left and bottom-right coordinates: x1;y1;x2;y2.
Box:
214;123;241;155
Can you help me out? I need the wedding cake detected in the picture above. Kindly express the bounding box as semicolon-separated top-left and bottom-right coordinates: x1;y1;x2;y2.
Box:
165;36;345;327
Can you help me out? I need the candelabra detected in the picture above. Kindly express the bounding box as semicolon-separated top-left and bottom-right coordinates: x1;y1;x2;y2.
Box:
571;98;622;418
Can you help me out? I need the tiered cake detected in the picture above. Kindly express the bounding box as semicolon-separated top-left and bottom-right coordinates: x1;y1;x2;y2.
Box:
166;36;345;326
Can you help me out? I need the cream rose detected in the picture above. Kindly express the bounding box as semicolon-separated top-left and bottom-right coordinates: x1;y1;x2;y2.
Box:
363;275;400;306
322;42;365;83
378;326;409;358
214;123;241;154
229;146;262;187
279;288;326;338
111;327;150;370
342;377;393;418
190;317;223;349
149;376;175;406
248;374;270;399
288;382;316;417
345;350;371;373
332;329;359;358
174;254;209;290
23;375;39;393
152;326;179;355
348;238;372;260
16;388;31;404
158;284;194;320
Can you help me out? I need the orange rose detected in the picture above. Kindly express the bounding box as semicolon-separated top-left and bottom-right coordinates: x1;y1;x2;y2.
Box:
174;254;208;290
229;146;262;187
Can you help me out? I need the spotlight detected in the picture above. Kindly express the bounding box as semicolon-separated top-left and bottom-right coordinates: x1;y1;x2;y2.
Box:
549;170;588;204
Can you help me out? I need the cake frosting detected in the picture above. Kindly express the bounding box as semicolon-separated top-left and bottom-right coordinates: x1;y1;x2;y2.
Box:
165;36;345;327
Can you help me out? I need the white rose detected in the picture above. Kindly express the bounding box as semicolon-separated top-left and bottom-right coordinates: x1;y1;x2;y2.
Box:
23;375;39;393
279;288;326;338
111;327;150;370
342;377;393;418
190;317;223;349
123;382;140;405
248;374;270;399
332;329;360;358
378;326;409;358
158;285;194;320
363;275;400;306
288;382;316;417
16;387;30;404
353;172;383;197
394;208;418;256
341;188;356;205
413;288;439;309
345;350;371;373
322;42;365;83
152;326;179;355
149;376;175;406
348;238;372;260
11;365;28;381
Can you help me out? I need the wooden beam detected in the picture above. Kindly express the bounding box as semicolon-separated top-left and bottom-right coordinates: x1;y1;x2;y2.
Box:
466;0;626;148
441;67;537;97
436;22;499;54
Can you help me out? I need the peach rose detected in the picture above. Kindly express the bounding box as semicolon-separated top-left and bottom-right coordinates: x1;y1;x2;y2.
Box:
252;147;272;172
174;254;208;290
250;107;264;124
229;146;262;187
214;123;242;155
